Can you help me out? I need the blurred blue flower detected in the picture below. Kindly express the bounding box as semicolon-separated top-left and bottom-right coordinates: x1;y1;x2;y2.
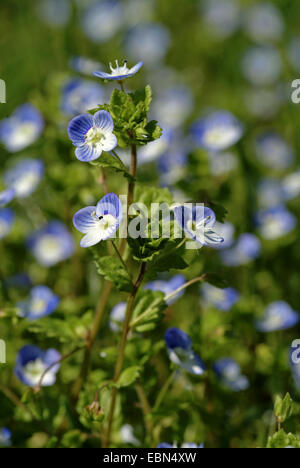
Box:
256;205;297;240
73;192;123;248
174;205;224;247
0;104;44;152
61;79;105;117
81;0;123;43
191;111;244;152
94;60;143;81
17;286;60;321
4;273;32;290
4;158;44;199
208;151;238;176
256;301;299;332
0;428;12;447
255;133;294;170
158;147;187;187
37;0;71;27
70;56;104;76
257;178;285;208
241;46;282;86
290;343;300;390
243;3;284;43
146;275;186;306
244;87;282;119
138;128;174;164
15;345;61;387
201;283;239;311
282;169;300;201
27;221;75;267
109;302;126;332
68;110;117;162
0;208;15;240
212;222;235;250
214;358;249;391
288;37;300;72
165;327;206;376
201;0;241;39
0;188;15;207
157;442;204;448
152;86;193;129
125;23;171;65
221;233;261;266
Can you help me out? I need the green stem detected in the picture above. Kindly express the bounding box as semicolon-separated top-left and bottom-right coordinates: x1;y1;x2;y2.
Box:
111;240;132;280
164;274;207;304
135;383;153;441
111;150;128;171
153;370;176;412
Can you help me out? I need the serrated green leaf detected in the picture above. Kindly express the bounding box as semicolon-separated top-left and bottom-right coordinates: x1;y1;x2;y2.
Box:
116;366;141;388
274;393;294;424
93;254;134;293
90;152;133;180
130;290;167;332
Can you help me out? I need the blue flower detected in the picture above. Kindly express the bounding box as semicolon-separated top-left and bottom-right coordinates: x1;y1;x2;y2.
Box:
27;221;75;267
81;0;123;43
109;302;126;332
221;233;261;266
282;169;300;201
257;178;285;208
0;208;15;240
4;158;44;199
17;286;60;321
125;23;171;65
70;56;104;76
201;283;239;311
157;442;204;448
146;275;186;306
256;301;299;332
0;428;12;447
0;104;44;152
212;221;235;250
256;205;297;240
0;188;15;207
288;37;300;72
290;343;300;390
214;358;249;391
14;345;61;387
94;60;143;81
208;150;238;176
152;86;193;129
244;3;284;43
174;205;224;247
73;192;123;248
61;79;105;117
165;327;206;376
68;110;117;162
201;0;241;39
241;46;282;86
158;147;187;187
191;111;244;152
255;132;294;170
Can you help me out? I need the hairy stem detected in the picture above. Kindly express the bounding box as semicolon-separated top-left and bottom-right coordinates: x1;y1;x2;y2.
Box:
135;383;153;441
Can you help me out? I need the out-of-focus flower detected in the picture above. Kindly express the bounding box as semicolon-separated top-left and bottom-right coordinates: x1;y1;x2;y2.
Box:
0;188;15;207
244;87;282;120
94;60;143;81
290;344;300;390
4;159;44;199
27;221;75;267
201;283;239;311
68;110;117;162
157;442;204;448
152;86;193;129
120;424;140;446
145;275;186;306
214;358;249;391
125;23;171;65
221;233;261;266
70;56;104;76
256;301;299;332
257;178;285;208
241;46;281;86
243;3;284;43
254;133;294;170
109;302;126;332
73;192;123;248
81;0;123;43
208;151;238;176
256;205;296;240
61;79;105;116
191;111;244;152
212;222;235;249
282;170;300;201
17;286;60;321
4;273;32;290
288;37;300;72
0;208;15;240
138;128;173;164
201;0;241;39
165;327;206;376
14;345;61;387
0;428;12;447
37;0;71;27
158;147;187;187
174;205;224;247
0;104;44;152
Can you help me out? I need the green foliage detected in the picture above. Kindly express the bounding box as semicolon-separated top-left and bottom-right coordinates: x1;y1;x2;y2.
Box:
274;393;294;425
116;366;141;388
130;290;167;332
267;430;300;449
90;153;133;181
93;253;134;293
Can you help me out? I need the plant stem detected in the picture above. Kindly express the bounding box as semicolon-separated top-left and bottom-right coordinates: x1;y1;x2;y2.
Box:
111;150;128;171
111;240;132;280
120;142;137;256
153;370;176;412
103;262;146;447
135;383;153;441
164;274;207;304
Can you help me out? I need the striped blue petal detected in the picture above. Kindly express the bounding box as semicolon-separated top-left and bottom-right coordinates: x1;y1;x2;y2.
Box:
75;143;102;162
96;192;122;220
93;110;114;133
73;206;97;233
67;113;93;145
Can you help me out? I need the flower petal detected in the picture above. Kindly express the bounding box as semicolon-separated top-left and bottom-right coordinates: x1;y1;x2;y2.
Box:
73;206;97;233
67;114;93;145
94;110;114;133
80;228;105;248
129;61;143;74
101;132;117;152
96;192;122;220
75;143;102;162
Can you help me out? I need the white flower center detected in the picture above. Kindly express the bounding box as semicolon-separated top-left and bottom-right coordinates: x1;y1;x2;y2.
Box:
35;235;62;264
30;298;47;316
24;358;46;386
0;219;10;237
109;60;130;77
85;126;104;147
12;172;40;197
205;127;237;148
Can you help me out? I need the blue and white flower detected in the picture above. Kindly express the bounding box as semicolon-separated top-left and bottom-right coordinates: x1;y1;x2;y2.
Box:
282;169;300;201
109;302;126;332
138;128;174;165
17;286;60;321
94;60;143;81
256;301;299;332
241;46;282;86
0;208;15;240
212;221;235;250
146;275;186;306
257;178;285;209
158;146;187;187
125;23;171;65
61;79;105;116
255;133;294;170
14;345;61;387
27;221;75;267
152;86;193;129
244;87;282;120
73;192;123;248
191;111;244;152
221;233;261;266
0;188;15;207
256;205;297;240
244;3;284;43
165;327;206;376
68;110;117;162
70;56;104;76
214;358;249;391
81;0;123;43
174;205;224;247
201;0;241;39
201;283;239;311
0;428;12;447
4;159;44;199
157;442;204;448
288;37;300;72
290;343;300;390
0;104;44;152
208;151;238;176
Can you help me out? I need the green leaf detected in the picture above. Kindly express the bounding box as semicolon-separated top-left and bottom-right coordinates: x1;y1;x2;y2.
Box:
274;393;294;424
28;313;92;344
116;366;141;388
130;290;167;332
203;273;228;289
90;152;133;180
93;254;133;293
267;429;300;449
